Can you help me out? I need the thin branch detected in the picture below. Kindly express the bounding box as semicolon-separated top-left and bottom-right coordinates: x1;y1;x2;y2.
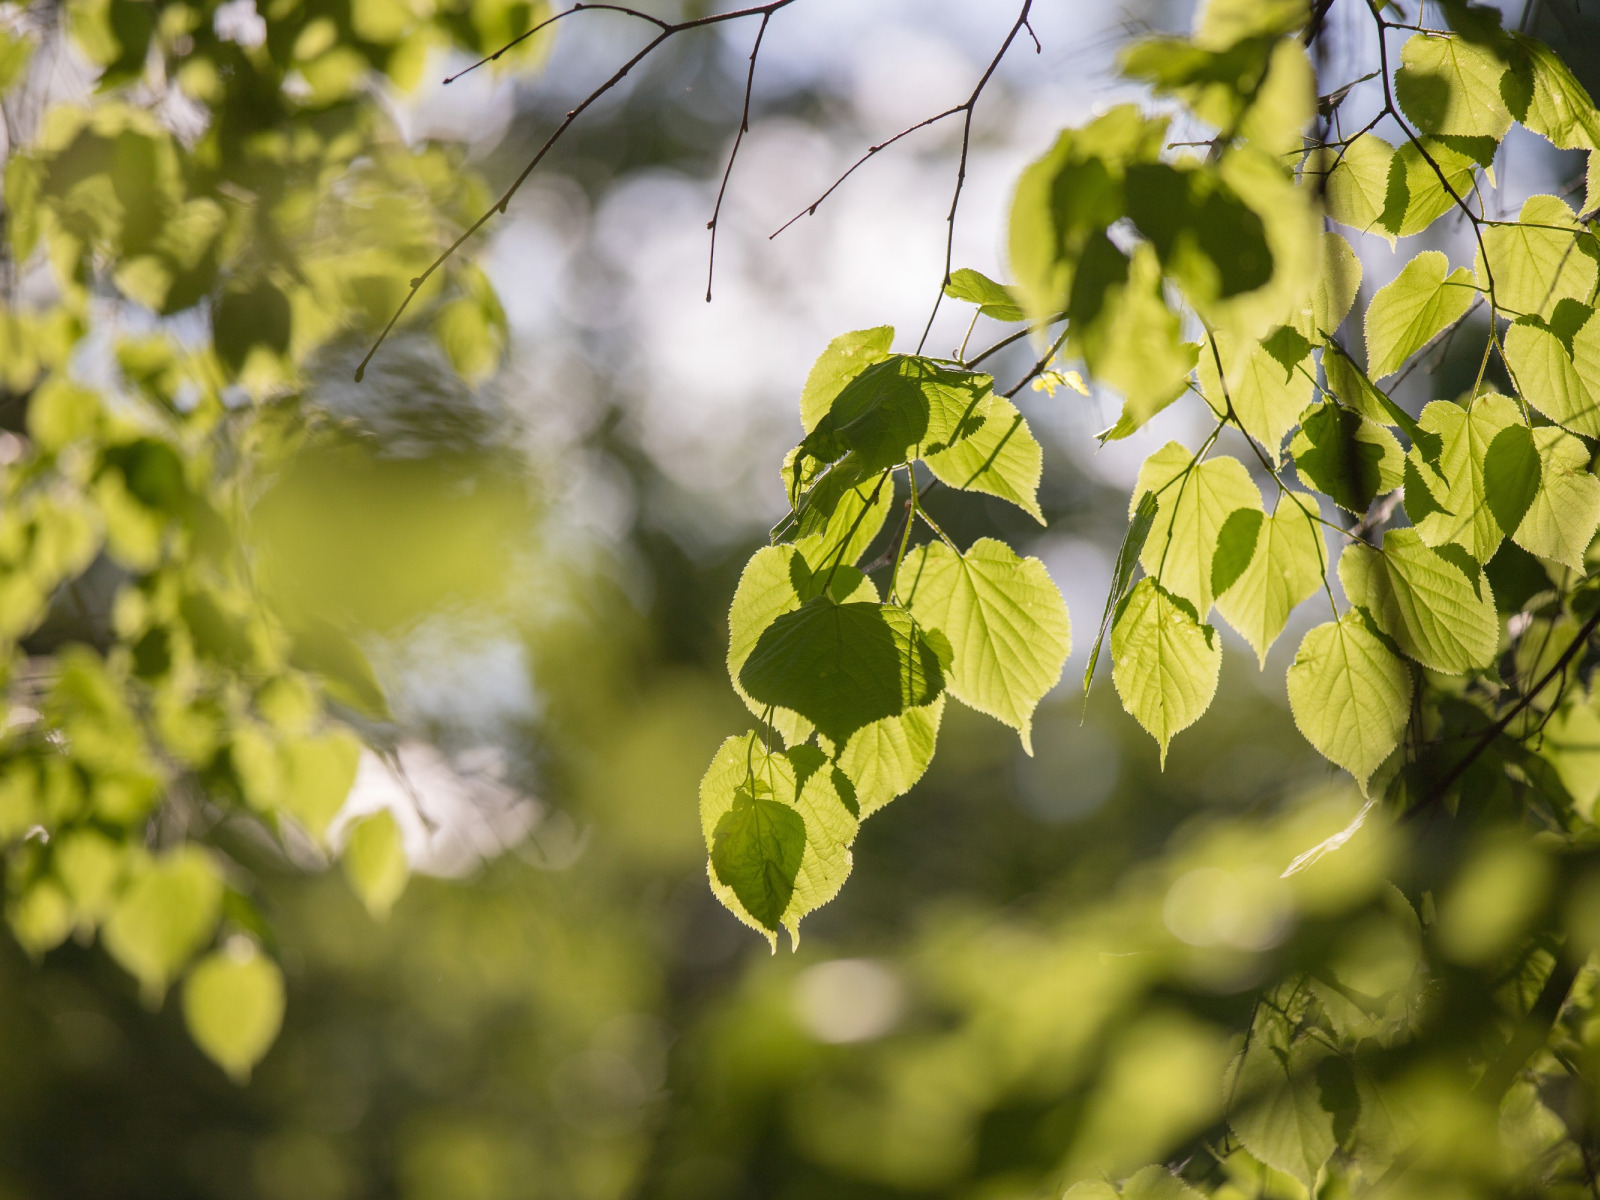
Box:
706;10;772;301
1003;322;1069;398
357;0;798;381
442;3;669;86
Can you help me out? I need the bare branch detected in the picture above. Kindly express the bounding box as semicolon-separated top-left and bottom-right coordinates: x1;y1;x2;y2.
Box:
706;10;773;302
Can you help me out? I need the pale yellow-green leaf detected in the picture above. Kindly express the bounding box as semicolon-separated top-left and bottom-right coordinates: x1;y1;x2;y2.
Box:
1135;443;1264;617
700;733;858;947
1198;329;1313;464
1513;37;1600;152
1112;578;1221;766
182;941;286;1083
1122;1166;1211;1200
1475;195;1597;320
1216;491;1327;665
902;539;1069;754
8;878;73;956
1338;528;1498;674
835;695;945;819
342;809;410;919
278;728;363;842
922;394;1044;522
790;461;895;571
103;847;224;1000
1409;394;1521;562
1545;695;1600;819
1320;135;1396;242
1515;426;1600;570
1385;136;1482;238
1078;243;1197;429
1395;33;1513;140
801;327;894;433
726;544;876;747
1586;150;1600;218
1501;305;1600;437
54;827;125;930
1237;38;1315;157
1288;231;1362;344
1287;612;1412;790
1364;250;1478;378
1211;144;1321;344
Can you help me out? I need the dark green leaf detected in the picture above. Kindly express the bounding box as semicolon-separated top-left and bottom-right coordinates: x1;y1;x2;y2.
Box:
710;780;806;932
1482;424;1541;540
1210;507;1264;600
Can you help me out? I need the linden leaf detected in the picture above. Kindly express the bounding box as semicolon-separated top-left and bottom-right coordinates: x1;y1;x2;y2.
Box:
182;941;286;1083
922;394;1044;522
1216;490;1328;665
103;847;224;1002
1502;305;1600;438
1287;611;1413;790
1514;426;1600;570
1395;33;1513;140
1198;328;1313;463
1289;401;1404;515
1338;528;1498;674
834;694;945;819
1364;250;1478;379
1111;578;1221;766
1408;394;1522;563
1474;195;1598;320
342;809;410;920
902;538;1070;754
1135;443;1264;617
800;327;895;433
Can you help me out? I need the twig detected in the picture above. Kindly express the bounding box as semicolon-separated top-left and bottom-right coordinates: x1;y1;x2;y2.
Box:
356;0;798;381
441;3;670;85
706;11;772;301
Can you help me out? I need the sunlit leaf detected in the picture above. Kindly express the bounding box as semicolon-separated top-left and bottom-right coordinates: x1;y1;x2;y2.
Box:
182;941;286;1083
1408;393;1522;562
1339;528;1498;673
1475;194;1598;320
103;847;224;1001
1289;401;1405;515
342;810;409;920
1136;443;1264;618
922;394;1044;522
1395;32;1513;140
1364;250;1478;378
1288;611;1412;789
801;327;895;433
1112;578;1221;765
1216;490;1327;665
1514;426;1600;570
1502;303;1600;437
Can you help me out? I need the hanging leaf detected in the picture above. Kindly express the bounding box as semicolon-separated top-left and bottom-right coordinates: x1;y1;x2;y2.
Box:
277;729;363;843
922;395;1045;522
1505;35;1600;151
700;734;858;946
1339;528;1498;674
103;847;224;1001
1474;195;1598;320
834;695;945;819
1086;491;1160;694
182;941;286;1083
1198;328;1313;463
1320;134;1397;241
1381;136;1484;238
800;327;895;433
1364;250;1478;379
944;269;1025;322
1408;393;1522;563
1287;611;1413;790
1216;490;1327;665
1501;304;1600;437
800;356;992;473
342;810;409;920
1394;33;1514;140
1288;401;1405;515
1226;998;1340;1190
902;539;1070;754
1111;578;1221;766
1514;426;1600;570
1289;230;1362;344
1135;443;1264;618
740;597;944;747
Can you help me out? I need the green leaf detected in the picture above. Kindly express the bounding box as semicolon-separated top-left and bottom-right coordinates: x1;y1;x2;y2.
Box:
1289;231;1362;345
740;596;944;747
1382;136;1484;238
1408;394;1522;562
1320;134;1396;241
1287;611;1413;789
789;455;895;569
711;777;806;932
1482;423;1542;543
1514;426;1600;570
1135;443;1264;617
182;941;286;1083
342;810;409;920
1395;33;1513;140
1289;401;1405;515
1194;0;1307;47
1322;342;1431;449
1086;491;1160;694
1111;578;1221;766
700;734;858;946
834;694;945;818
1226;1001;1338;1190
922;394;1044;522
1502;304;1600;437
1198;328;1313;463
726;545;877;746
1364;249;1478;378
278;729;363;843
944;269;1024;322
1339;528;1499;673
1124;159;1275;304
1586;149;1600;219
1475;195;1598;319
1210;507;1262;602
1217;491;1327;665
902;538;1070;753
103;847;224;1001
1121;1166;1211;1200
801;327;895;433
801;356;992;474
1506;35;1600;151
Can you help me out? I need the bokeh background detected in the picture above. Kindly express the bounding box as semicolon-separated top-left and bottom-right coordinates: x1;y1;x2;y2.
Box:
2;1;1598;1198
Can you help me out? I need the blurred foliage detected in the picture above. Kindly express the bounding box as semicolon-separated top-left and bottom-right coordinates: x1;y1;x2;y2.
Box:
7;1;1600;1200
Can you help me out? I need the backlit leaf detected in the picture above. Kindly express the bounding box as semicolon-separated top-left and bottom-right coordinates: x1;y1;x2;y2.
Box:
1198;328;1313;463
944;269;1024;322
342;810;409;920
1111;578;1221;765
1395;33;1513;140
1287;611;1412;789
1288;230;1362;345
1514;426;1600;570
1364;250;1478;378
1409;393;1522;562
835;695;945;818
801;327;895;433
1339;528;1498;673
902;538;1070;753
1507;36;1600;151
182;941;286;1083
1320;134;1396;240
1475;195;1598;320
1289;401;1405;515
1135;443;1264;617
801;356;992;473
103;847;224;1000
1217;490;1327;665
1502;304;1600;437
922;394;1044;522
